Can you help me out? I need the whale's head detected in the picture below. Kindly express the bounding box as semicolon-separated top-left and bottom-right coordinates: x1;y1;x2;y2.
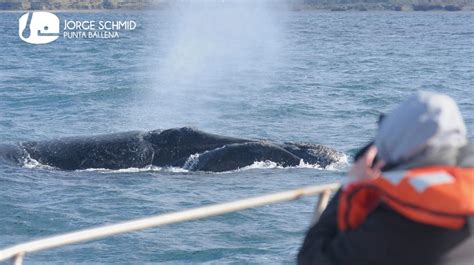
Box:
283;143;345;168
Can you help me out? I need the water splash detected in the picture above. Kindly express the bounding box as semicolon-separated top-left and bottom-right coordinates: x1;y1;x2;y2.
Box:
234;154;350;173
77;166;189;174
21;152;55;170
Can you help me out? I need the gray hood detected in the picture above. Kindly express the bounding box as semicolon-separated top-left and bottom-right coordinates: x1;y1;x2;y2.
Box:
375;92;468;170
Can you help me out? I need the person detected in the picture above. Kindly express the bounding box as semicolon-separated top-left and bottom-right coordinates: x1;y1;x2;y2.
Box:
298;92;474;265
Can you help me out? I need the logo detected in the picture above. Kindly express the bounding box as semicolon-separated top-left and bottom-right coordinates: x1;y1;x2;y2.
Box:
19;12;60;44
18;12;137;44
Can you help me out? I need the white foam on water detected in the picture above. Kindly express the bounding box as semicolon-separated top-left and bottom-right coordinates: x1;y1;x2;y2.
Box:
20;155;190;174
240;160;284;170
221;152;350;173
77;165;190;174
325;153;350;172
21;153;56;170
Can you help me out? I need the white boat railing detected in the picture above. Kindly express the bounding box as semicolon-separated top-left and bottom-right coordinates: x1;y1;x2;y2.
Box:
0;182;340;265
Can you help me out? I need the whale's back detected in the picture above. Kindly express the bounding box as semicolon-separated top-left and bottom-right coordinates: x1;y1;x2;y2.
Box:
20;131;154;170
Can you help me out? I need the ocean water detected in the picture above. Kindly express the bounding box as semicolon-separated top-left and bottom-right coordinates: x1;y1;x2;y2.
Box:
1;6;473;264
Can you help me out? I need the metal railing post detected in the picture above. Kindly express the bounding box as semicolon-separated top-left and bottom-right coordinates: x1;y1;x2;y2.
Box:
311;189;332;225
12;252;24;265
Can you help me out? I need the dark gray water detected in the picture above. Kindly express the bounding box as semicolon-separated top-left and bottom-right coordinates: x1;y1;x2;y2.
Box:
0;7;473;264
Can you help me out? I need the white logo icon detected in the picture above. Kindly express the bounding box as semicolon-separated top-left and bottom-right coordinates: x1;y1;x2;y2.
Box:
19;12;60;44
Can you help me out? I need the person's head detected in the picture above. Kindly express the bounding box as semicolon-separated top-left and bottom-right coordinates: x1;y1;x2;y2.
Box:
375;92;468;169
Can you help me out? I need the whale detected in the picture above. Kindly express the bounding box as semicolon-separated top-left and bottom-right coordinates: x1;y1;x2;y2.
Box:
0;127;343;172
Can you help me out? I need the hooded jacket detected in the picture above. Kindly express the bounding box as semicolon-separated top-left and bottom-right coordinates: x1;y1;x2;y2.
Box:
298;92;474;265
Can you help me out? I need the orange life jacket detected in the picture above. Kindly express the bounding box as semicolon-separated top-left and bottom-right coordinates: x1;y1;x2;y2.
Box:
338;166;474;231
